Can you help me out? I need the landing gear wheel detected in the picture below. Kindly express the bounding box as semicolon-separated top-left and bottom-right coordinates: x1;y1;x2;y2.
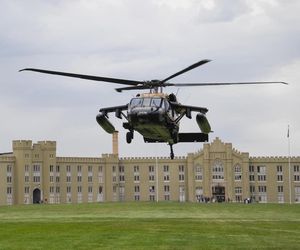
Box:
126;131;133;144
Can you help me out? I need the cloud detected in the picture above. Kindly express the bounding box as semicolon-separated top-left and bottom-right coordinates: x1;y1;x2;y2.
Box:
0;0;299;157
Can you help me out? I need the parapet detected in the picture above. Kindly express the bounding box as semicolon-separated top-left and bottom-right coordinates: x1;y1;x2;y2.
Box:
12;140;32;150
119;156;186;163
37;141;56;150
250;156;300;163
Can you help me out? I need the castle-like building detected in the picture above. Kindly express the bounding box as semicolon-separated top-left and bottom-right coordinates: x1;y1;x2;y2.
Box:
1;134;299;205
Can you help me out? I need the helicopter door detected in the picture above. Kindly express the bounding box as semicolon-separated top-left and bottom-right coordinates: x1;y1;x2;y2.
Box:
164;100;173;119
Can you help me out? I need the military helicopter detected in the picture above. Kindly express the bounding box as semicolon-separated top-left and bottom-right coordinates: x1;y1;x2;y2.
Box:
20;59;287;159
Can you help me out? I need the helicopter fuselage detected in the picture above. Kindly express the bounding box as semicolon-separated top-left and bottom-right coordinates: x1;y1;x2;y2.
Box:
125;93;179;144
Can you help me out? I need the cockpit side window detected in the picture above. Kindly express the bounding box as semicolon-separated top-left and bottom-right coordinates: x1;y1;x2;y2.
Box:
151;98;162;108
164;100;170;110
130;98;142;108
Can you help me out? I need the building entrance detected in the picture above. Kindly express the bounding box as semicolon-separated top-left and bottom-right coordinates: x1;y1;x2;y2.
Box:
212;185;225;202
33;188;41;204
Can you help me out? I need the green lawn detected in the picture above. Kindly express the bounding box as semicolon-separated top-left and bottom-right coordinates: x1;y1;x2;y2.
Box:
0;202;299;249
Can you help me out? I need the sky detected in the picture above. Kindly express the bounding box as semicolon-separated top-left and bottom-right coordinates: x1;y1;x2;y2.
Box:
0;0;299;158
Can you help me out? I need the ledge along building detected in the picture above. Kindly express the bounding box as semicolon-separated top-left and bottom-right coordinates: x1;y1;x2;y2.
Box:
1;132;300;205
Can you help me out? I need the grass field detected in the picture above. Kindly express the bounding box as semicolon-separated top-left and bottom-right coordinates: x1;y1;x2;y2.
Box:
0;202;299;249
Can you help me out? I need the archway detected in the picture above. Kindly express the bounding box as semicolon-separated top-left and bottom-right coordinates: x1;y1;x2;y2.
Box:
33;188;41;204
212;185;225;202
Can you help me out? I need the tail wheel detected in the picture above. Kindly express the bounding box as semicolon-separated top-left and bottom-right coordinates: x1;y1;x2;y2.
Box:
126;131;133;144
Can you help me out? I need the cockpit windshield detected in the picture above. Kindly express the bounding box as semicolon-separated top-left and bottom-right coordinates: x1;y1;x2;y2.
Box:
142;98;151;107
130;98;143;108
130;97;163;108
151;98;162;107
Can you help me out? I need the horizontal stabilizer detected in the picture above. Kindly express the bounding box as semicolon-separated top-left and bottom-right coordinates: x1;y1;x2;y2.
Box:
144;138;165;143
178;133;208;143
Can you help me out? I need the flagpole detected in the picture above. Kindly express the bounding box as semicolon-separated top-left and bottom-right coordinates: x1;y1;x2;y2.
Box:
288;125;292;204
156;156;159;202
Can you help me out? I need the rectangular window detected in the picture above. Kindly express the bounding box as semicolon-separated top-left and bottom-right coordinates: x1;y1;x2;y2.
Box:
134;166;139;173
179;165;184;172
250;185;255;193
25;165;29;172
134;175;140;182
149;186;155;193
56;165;60;172
77;165;82;172
33;176;40;183
163;175;170;181
66;165;71;172
277;175;283;182
235;187;242;202
7;176;12;183
295;187;300;203
149;195;155;201
258;186;267;193
134;185;140;193
294;175;300;182
195;166;203;181
149;165;154;172
249;165;254;172
149;174;155;181
25;175;29;183
258;175;266;181
164;194;170;201
119;166;125;173
7;165;12;173
7;187;12;194
179;174;184;181
163;165;169;172
149;165;155;181
293;165;300;181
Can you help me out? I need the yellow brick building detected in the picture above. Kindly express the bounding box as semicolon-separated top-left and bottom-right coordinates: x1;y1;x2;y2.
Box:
1;136;299;205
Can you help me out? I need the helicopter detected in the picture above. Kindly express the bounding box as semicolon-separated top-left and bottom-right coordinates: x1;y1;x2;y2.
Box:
20;59;287;159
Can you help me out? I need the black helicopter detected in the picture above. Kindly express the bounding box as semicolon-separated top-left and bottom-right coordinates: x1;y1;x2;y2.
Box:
20;59;287;159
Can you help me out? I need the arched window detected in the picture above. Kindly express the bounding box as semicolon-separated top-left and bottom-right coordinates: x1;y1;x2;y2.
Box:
212;159;224;180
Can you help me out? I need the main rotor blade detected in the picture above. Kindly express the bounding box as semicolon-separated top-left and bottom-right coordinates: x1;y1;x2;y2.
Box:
115;85;150;92
161;59;211;84
19;68;142;86
164;81;288;87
